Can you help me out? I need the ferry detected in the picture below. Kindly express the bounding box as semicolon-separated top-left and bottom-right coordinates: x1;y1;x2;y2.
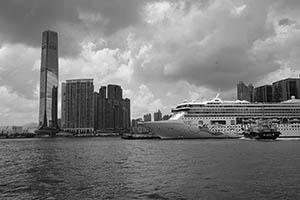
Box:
142;95;300;139
242;119;281;140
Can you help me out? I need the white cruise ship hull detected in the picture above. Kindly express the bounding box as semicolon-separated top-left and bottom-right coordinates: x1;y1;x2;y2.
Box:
143;121;241;139
278;127;300;138
142;95;300;139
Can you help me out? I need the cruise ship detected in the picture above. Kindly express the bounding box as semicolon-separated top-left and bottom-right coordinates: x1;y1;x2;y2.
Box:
142;95;300;139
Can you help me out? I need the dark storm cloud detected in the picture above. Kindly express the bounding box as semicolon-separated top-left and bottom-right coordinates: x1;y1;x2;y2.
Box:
0;0;151;57
278;18;296;26
1;0;300;101
131;0;282;91
0;0;80;56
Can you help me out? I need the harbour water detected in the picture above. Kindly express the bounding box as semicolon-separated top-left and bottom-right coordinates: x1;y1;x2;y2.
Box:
1;137;300;199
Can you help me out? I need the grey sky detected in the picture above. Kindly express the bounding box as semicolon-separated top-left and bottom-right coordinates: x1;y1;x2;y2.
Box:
0;0;300;125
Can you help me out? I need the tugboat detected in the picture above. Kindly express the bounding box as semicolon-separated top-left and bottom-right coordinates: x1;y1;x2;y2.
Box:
243;120;281;140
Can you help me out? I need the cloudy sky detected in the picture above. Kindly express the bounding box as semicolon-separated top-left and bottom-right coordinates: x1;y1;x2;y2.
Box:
1;0;300;125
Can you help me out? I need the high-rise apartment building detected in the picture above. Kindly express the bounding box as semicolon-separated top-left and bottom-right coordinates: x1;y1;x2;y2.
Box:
107;84;123;100
61;82;66;128
61;79;94;133
143;113;152;122
37;30;59;134
132;118;143;128
154;110;162;121
94;84;130;133
254;85;272;103
272;78;300;102
95;86;107;130
237;81;254;102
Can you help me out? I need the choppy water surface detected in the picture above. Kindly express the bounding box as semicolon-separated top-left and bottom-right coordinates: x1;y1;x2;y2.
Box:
1;138;300;200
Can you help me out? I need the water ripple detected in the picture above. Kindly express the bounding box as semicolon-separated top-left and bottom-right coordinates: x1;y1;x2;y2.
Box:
1;138;300;199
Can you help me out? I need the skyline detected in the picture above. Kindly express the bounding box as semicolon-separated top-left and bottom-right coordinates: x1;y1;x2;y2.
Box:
1;0;300;126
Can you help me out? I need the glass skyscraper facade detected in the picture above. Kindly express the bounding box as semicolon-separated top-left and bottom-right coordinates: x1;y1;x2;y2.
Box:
38;30;59;130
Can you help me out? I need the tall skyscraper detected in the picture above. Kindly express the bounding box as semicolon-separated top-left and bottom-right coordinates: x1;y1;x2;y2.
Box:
37;30;59;134
61;79;94;133
97;86;107;130
254;85;273;103
61;82;66;128
237;81;254;102
272;78;300;102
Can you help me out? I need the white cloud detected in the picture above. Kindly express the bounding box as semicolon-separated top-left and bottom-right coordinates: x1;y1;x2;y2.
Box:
0;43;40;99
231;4;248;16
60;40;133;88
126;84;165;118
0;86;38;126
144;1;172;24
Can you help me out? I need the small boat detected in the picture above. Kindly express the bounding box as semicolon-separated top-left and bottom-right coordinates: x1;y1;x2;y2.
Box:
121;133;159;140
243;120;281;140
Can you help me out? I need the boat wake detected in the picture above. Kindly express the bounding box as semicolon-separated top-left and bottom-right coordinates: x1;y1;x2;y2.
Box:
240;136;300;141
277;138;300;141
239;137;253;141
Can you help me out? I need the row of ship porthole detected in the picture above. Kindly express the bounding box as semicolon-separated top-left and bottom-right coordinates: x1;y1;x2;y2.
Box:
184;117;234;120
278;128;300;131
210;129;241;131
209;128;300;132
208;126;241;128
278;125;300;127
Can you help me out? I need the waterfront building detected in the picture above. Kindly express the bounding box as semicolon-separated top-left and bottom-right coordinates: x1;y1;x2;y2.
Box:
143;113;152;122
272;78;300;102
93;92;99;131
95;86;107;130
61;83;66;128
154;110;162;121
0;126;23;134
122;98;131;130
162;114;172;120
254;85;272;103
57;118;61;128
37;30;59;134
237;81;254;102
62;79;94;133
132;118;143;128
108;84;122;100
94;84;130;133
131;118;150;134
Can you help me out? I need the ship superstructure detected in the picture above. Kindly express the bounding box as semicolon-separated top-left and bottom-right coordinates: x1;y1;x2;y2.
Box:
143;95;300;139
